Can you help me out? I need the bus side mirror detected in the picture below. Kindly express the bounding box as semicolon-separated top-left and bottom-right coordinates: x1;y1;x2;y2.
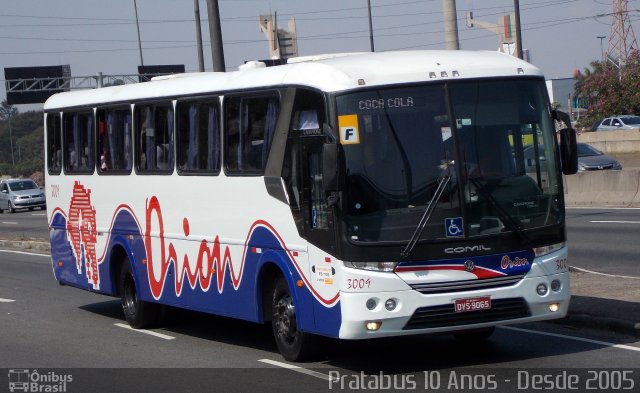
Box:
559;128;578;175
322;143;338;192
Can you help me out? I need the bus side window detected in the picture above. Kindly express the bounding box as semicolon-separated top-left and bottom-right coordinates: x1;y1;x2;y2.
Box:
97;108;133;174
176;99;220;174
135;103;174;173
62;111;95;174
224;93;279;175
46;113;62;175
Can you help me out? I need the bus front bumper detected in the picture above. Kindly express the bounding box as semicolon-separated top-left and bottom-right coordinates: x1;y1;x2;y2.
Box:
337;271;569;339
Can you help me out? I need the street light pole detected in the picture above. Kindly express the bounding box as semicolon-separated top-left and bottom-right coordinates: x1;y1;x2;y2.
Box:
133;0;144;66
194;0;205;72
597;35;606;63
367;0;374;52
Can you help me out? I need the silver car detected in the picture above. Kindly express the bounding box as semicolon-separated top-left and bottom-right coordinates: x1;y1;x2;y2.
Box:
0;179;46;213
577;143;623;171
596;115;640;131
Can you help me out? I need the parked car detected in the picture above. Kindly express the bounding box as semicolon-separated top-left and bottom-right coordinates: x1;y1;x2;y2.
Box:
0;179;46;213
577;143;622;171
595;115;640;131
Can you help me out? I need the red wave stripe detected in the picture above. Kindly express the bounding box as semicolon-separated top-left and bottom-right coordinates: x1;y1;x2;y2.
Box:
395;264;506;279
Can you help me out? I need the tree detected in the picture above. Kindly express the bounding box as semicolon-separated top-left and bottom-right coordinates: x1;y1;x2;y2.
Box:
0;108;43;178
574;50;640;129
0;100;19;166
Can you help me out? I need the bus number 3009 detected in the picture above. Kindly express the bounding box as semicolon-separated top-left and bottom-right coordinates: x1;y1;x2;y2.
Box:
347;278;371;290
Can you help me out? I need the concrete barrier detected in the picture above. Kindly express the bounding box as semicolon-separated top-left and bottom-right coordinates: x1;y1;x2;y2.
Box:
578;129;640;154
564;169;640;207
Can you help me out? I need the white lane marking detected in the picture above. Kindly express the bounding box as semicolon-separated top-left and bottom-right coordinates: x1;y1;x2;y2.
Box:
1;222;18;225
0;298;16;303
258;359;336;381
571;266;640;280
502;327;640;353
590;220;640;224
0;249;50;258
114;323;176;340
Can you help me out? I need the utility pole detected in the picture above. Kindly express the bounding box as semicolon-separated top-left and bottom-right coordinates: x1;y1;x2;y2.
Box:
367;0;375;52
513;0;523;59
442;0;459;50
206;0;226;72
194;0;205;72
133;0;144;66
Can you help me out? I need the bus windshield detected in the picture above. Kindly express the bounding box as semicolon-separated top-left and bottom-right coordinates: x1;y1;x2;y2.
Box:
336;79;562;244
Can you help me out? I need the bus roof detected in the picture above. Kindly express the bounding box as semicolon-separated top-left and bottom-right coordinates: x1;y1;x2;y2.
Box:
44;50;543;110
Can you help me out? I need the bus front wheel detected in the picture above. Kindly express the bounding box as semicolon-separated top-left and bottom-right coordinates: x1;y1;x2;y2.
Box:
120;262;160;329
271;276;316;362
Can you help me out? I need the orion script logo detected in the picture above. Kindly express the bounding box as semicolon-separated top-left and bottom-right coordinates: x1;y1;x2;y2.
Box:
8;369;72;392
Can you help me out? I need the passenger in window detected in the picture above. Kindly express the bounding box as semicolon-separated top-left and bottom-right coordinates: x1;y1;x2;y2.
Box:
100;149;108;171
69;149;77;169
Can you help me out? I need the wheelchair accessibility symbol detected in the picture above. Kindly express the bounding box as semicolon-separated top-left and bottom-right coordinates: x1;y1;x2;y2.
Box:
445;217;464;238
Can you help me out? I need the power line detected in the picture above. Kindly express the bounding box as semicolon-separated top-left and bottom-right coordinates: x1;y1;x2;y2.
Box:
0;0;602;44
0;1;618;56
0;10;618;56
0;0;586;26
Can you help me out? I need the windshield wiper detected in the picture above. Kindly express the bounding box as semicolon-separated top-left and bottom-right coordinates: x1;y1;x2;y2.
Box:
468;177;530;243
400;172;451;258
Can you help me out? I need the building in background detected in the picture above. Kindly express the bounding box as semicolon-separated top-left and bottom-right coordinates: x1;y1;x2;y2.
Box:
546;77;584;124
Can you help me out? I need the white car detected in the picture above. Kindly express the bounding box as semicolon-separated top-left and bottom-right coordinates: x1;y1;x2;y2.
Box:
596;115;640;131
0;179;46;213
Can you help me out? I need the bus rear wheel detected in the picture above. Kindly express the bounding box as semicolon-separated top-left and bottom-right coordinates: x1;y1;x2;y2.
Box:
271;276;316;362
120;262;160;329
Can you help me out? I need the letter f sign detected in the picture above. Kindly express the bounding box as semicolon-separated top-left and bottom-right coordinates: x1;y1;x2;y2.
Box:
339;114;360;145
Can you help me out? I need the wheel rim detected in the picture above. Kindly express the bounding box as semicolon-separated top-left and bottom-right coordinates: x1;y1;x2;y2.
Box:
274;293;297;345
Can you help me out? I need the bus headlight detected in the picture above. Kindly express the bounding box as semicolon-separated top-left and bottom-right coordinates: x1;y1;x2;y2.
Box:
533;242;565;257
385;298;397;311
536;283;548;296
344;261;398;272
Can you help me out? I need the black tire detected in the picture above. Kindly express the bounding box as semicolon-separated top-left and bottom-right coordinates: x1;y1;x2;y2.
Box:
8;202;15;213
120;261;161;329
454;327;495;343
271;276;316;361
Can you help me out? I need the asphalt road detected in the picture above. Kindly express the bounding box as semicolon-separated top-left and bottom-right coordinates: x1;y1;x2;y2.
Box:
0;208;48;240
1;250;640;393
566;207;640;277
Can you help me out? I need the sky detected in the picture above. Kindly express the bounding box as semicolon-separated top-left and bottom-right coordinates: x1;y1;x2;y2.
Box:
0;0;632;109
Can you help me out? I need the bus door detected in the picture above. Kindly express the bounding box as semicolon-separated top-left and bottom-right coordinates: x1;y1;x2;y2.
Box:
283;91;339;332
299;135;340;333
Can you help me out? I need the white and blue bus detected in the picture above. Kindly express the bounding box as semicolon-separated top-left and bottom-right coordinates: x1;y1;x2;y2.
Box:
44;50;578;361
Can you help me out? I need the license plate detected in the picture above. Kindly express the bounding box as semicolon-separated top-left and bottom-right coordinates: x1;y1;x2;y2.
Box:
454;296;491;313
